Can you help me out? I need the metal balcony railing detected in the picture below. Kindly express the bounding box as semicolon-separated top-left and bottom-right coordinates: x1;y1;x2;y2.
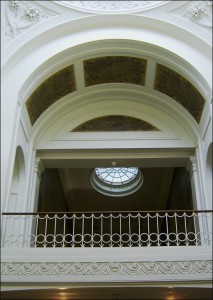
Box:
1;210;212;248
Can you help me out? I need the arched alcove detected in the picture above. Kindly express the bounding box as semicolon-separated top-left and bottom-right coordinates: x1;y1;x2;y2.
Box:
8;146;25;212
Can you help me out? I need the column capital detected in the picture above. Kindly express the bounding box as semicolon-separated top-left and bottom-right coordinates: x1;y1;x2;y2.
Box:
34;157;44;179
186;156;197;178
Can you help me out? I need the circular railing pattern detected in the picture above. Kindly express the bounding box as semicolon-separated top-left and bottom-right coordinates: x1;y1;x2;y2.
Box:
1;211;212;248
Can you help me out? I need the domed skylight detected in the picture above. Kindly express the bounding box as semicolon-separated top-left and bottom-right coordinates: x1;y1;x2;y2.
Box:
90;167;143;197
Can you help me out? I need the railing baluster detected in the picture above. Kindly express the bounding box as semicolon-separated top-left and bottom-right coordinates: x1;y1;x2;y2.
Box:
200;212;205;245
193;212;198;246
62;214;66;248
35;214;39;248
72;214;75;248
156;213;160;247
175;212;179;246
101;213;103;248
147;213;150;246
184;212;188;246
120;213;122;247
165;212;169;246
129;213;131;247
207;212;212;246
110;213;112;247
138;213;141;247
82;214;84;247
53;214;57;248
91;214;94;247
44;214;48;248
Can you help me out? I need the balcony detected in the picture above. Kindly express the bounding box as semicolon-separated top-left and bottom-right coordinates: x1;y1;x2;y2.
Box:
1;209;212;285
1;210;212;248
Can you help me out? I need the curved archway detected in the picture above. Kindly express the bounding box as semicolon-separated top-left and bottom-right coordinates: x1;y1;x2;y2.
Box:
36;91;196;150
1;6;212;214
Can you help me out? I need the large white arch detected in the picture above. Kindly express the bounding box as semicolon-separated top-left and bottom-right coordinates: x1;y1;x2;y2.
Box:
1;1;212;293
1;5;212;212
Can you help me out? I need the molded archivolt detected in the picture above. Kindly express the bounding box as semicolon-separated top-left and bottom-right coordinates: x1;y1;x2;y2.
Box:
25;56;205;127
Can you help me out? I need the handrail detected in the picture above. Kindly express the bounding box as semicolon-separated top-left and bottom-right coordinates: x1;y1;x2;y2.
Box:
2;210;213;215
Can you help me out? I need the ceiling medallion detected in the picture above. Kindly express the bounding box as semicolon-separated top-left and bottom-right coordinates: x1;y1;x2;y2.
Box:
55;1;168;13
90;167;143;197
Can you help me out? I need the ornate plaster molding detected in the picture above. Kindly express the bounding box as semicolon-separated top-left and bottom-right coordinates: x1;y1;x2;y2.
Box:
55;1;168;13
171;1;212;31
1;261;212;276
3;1;58;42
34;157;44;179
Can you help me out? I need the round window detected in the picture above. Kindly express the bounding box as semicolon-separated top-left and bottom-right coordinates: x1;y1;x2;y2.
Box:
90;167;143;197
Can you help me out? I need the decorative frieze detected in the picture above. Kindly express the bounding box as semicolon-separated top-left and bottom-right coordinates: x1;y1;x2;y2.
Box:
1;260;212;276
56;1;167;13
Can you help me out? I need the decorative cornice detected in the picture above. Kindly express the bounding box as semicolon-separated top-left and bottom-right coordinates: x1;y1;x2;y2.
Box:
3;1;58;42
171;1;212;31
54;1;168;13
1;261;212;276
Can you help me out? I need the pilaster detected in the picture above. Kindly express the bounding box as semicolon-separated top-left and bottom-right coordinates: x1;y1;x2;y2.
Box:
186;156;203;211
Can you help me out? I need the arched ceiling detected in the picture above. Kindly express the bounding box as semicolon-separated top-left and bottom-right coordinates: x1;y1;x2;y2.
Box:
1;1;211;155
25;55;205;127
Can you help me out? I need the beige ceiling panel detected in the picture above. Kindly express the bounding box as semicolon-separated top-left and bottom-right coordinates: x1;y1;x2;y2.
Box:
154;64;205;123
26;65;76;125
84;56;147;86
71;115;159;132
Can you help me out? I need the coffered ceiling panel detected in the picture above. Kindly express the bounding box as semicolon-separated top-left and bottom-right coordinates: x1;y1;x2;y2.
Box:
154;64;205;123
72;115;159;132
26;65;76;125
84;56;147;87
25;59;206;127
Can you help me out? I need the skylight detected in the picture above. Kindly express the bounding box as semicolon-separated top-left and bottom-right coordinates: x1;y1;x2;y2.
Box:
90;167;143;197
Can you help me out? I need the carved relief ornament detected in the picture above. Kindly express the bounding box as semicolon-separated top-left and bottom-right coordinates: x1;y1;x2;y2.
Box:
171;1;212;31
1;260;212;277
3;1;58;41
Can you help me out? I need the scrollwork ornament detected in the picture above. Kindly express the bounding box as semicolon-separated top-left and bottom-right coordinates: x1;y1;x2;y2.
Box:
172;1;212;31
56;1;167;13
25;8;39;20
10;1;21;10
108;262;123;275
4;1;58;42
1;261;212;277
123;262;141;275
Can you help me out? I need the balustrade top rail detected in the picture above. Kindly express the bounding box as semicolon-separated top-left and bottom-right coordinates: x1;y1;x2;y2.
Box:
2;209;213;215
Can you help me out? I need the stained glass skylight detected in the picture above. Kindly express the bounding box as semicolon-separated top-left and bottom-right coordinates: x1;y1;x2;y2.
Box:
90;167;143;197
